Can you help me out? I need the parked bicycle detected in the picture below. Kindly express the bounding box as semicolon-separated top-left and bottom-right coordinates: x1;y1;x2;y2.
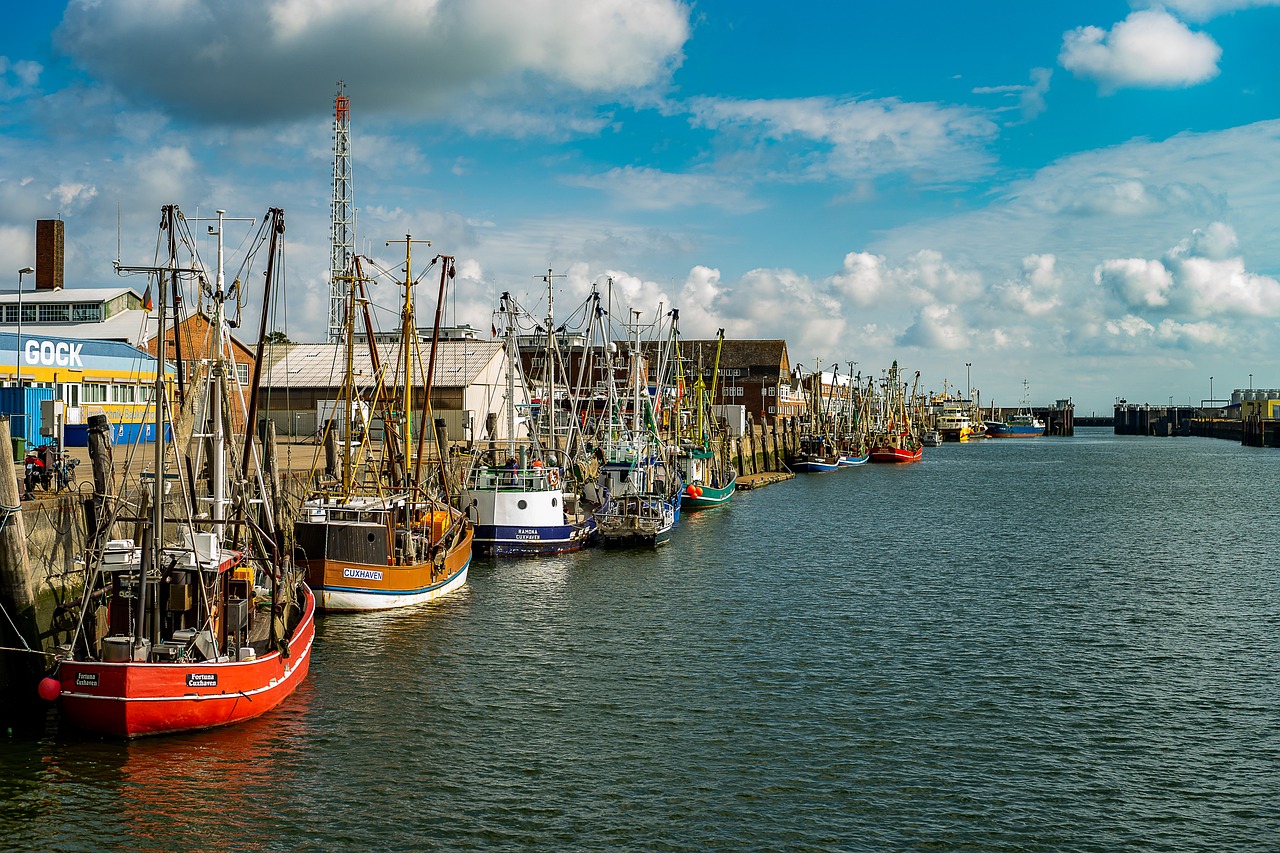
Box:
23;446;80;498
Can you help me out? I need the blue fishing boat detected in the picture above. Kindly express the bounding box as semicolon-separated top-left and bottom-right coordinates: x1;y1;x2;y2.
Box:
987;381;1046;438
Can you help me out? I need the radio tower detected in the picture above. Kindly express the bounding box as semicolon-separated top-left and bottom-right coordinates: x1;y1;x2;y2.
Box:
329;82;354;343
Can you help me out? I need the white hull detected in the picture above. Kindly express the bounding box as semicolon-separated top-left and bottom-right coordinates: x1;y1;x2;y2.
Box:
318;564;469;611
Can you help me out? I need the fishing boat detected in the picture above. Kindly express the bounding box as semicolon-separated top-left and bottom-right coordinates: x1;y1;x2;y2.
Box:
986;411;1046;438
51;205;315;737
921;429;943;447
462;288;596;555
294;241;471;610
593;447;680;546
671;329;737;508
834;368;871;465
792;434;841;472
589;316;682;547
986;381;1046;438
868;362;923;463
789;361;844;472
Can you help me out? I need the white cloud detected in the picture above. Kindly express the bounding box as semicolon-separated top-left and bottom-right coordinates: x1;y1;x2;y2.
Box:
1133;0;1280;22
1095;257;1174;307
900;303;971;350
831;249;982;308
1172;254;1280;316
998;254;1062;317
1154;317;1230;346
1060;10;1221;91
831;251;888;306
973;67;1053;122
56;0;690;124
1095;222;1280;318
0;57;42;100
48;182;98;211
1168;221;1238;260
687;94;998;184
1105;313;1156;338
565;166;759;212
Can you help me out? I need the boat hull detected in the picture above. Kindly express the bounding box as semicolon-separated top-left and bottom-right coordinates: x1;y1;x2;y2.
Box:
869;446;923;463
596;495;678;548
838;454;870;466
792;458;840;473
987;425;1045;438
472;519;597;556
600;526;672;548
303;524;473;612
681;475;737;510
55;586;316;738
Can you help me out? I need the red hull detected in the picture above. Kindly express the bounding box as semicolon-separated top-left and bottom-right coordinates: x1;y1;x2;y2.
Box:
56;586;316;737
869;446;923;463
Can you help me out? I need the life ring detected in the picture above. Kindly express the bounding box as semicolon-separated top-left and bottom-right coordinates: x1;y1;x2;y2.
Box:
548;469;560;488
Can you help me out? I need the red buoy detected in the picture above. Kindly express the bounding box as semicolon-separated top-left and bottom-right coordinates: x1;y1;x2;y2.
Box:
37;677;61;702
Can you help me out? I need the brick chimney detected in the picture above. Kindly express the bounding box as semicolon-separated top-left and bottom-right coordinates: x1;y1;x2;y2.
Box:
35;220;64;290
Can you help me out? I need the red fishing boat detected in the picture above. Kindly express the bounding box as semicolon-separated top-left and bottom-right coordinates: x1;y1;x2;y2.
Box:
46;205;314;737
868;361;924;464
55;539;315;738
869;441;923;463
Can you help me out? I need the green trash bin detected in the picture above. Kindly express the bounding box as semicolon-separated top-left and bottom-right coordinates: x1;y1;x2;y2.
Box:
11;437;24;462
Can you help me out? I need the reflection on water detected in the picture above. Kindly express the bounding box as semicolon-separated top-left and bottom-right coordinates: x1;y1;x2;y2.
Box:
1;685;315;851
3;431;1280;850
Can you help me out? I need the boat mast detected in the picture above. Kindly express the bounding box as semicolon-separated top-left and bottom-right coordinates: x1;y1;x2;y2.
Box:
416;252;454;497
145;208;174;646
385;234;429;491
531;269;564;455
630;310;643;436
208;211;228;537
501;292;518;459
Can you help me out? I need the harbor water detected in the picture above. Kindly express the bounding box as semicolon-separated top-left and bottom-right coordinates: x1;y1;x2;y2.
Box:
2;428;1278;850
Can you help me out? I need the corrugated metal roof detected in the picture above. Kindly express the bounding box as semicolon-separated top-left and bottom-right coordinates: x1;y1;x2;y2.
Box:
0;309;153;346
260;339;504;390
0;287;138;304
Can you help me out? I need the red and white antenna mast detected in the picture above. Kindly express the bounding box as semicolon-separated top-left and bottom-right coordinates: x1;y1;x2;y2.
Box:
329;81;354;343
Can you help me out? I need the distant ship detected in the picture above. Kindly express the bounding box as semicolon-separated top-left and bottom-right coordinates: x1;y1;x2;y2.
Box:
987;381;1046;438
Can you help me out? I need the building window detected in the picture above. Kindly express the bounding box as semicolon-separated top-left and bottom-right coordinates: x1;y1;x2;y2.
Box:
38;304;70;322
5;305;36;323
237;363;249;385
82;383;108;403
71;303;102;322
111;384;136;403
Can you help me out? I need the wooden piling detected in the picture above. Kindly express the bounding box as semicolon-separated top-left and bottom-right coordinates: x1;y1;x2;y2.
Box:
0;417;45;730
85;413;114;552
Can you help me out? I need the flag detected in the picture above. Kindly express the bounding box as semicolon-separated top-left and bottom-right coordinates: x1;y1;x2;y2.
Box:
142;282;154;312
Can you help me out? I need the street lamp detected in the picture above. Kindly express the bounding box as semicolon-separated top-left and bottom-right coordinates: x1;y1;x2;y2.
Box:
965;362;972;400
16;266;33;448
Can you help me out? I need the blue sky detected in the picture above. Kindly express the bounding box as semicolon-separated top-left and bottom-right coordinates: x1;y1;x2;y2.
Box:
5;1;1280;413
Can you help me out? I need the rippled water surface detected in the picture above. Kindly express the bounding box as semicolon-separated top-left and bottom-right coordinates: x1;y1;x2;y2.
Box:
3;429;1279;851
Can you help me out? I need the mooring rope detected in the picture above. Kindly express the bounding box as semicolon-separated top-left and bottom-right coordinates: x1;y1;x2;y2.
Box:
0;597;33;651
0;503;20;533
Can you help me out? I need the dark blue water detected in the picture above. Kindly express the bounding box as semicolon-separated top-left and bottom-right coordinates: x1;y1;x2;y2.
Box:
3;429;1279;851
